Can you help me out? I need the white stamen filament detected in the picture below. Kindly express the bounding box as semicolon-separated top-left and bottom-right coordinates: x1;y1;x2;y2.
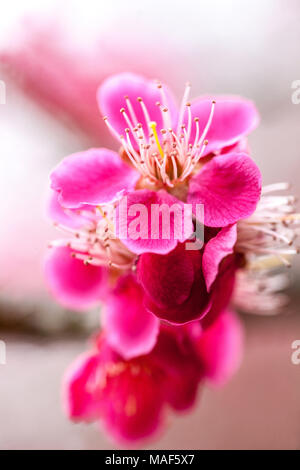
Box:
103;82;215;188
177;82;191;132
51;206;136;270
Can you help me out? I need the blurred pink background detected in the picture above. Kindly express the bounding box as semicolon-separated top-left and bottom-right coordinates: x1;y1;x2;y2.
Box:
0;0;300;449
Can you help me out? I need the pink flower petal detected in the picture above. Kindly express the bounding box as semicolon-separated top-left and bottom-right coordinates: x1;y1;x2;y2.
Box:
44;246;108;311
50;148;139;208
201;255;238;330
188;153;262;227
62;351;101;421
194;309;244;386
100;360;165;443
116;189;193;255
138;243;210;324
202;224;237;291
102;274;159;360
97;72;178;144
185;96;259;156
46;189;93;229
138;243;195;308
153;326;203;411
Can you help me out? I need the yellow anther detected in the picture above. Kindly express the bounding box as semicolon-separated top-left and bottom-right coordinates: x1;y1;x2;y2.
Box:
149;121;165;160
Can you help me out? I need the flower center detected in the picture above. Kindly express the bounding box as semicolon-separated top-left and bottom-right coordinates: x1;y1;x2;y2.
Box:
103;83;216;191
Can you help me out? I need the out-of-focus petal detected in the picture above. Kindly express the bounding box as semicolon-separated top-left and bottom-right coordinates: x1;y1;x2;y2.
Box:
194;309;244;386
62;351;101;421
44;245;108;310
99;360;165;443
103;274;159;360
152;327;203;411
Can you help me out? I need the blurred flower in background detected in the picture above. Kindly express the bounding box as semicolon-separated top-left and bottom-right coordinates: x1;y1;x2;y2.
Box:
64;311;243;445
0;2;188;333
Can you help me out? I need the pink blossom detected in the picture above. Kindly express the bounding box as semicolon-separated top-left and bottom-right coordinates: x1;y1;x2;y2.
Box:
0;22;184;144
0;22;105;142
49;72;261;257
63;310;243;444
0;21;185;302
46;72;261;331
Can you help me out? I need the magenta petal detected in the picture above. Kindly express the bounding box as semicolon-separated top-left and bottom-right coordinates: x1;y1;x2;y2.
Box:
44;246;108;310
50;148;139;208
62;351;101;421
100;359;164;443
97;72;178;143
116;189;193;255
202;224;237;291
186;96;259;156
153;327;203;411
138;244;211;324
196;310;244;386
103;274;159;360
188;153;262;227
201;255;238;330
138;244;195;309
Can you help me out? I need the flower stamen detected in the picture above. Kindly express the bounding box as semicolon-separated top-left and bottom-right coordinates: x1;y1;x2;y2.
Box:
149;121;165;160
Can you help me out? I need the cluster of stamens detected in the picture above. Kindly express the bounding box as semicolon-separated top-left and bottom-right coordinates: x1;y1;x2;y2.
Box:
234;183;300;314
49;205;135;269
236;182;300;267
233;268;290;314
103;82;215;188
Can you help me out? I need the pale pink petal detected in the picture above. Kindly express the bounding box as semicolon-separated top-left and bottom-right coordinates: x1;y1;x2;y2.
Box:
50;148;139;208
0;22;107;142
195;309;244;386
102;274;159;360
116;189;193;255
46;189;93;229
97;72;178;143
188;153;262;227
44;246;108;311
186;96;259;156
202;224;237;291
